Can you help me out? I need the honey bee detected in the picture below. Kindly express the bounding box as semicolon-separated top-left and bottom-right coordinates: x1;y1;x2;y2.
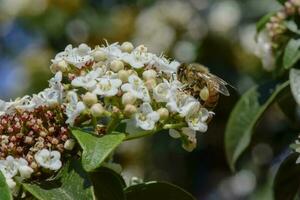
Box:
177;63;230;110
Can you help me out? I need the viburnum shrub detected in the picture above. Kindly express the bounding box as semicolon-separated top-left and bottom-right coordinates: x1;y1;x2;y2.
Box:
0;41;221;199
225;0;300;199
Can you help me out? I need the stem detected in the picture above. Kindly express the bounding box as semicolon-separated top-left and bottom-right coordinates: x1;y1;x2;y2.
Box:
163;122;186;130
106;115;120;134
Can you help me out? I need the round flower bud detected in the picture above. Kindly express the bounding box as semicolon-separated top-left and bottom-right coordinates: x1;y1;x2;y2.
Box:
110;60;124;72
124;104;137;117
6;178;16;189
121;41;134;53
91;103;105;117
64;139;76;150
118;70;130;82
122;92;137;105
145;79;156;90
50;64;59;73
82;92;98;107
157;108;169;120
78;43;90;53
93;50;107;62
19;165;34;179
142;69;157;80
57;60;68;72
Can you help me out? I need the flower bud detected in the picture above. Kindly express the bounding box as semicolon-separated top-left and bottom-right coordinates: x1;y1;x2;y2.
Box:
6;178;16;189
121;42;134;53
57;60;68;72
50;64;59;73
118;70;130;82
157;108;169;120
142;69;157;80
122;92;137;105
78;43;90;53
19;165;34;179
64;139;76;150
82;92;98;107
124;104;137;117
93;50;107;62
110;60;124;72
91;103;105;117
145;79;156;90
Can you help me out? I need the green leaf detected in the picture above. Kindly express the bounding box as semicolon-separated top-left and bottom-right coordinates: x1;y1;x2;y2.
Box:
90;167;126;200
284;39;300;69
256;12;275;34
0;171;12;200
125;182;195;200
274;153;300;200
225;81;290;171
285;20;300;35
23;160;95;200
290;68;300;105
72;129;125;172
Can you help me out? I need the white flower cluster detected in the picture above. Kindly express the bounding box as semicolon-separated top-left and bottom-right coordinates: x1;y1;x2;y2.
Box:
0;41;215;193
0;72;63;116
0;149;60;192
50;42;213;151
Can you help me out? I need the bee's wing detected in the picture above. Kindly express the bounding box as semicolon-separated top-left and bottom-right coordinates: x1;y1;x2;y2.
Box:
215;83;230;96
200;73;230;96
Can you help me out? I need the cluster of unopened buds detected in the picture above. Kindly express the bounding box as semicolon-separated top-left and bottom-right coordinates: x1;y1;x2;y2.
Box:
265;0;300;47
256;0;300;70
0;41;215;193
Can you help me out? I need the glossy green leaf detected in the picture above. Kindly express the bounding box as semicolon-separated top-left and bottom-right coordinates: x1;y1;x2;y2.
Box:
125;182;195;200
225;81;290;171
72;129;125;172
0;171;12;200
90;167;126;200
23;160;95;200
284;39;300;69
274;153;300;200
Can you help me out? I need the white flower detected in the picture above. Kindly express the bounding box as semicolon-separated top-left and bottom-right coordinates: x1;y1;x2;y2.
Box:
121;47;154;69
34;149;62;171
0;100;7;116
169;128;197;151
101;43;123;59
52;44;93;69
153;79;181;103
6;178;16;190
10;96;36;111
154;56;180;74
166;92;200;117
134;103;160;130
65;91;86;125
255;32;275;71
93;77;122;97
15;158;33;179
185;108;210;132
72;68;103;90
181;127;197;152
0;156;18;179
121;75;150;102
